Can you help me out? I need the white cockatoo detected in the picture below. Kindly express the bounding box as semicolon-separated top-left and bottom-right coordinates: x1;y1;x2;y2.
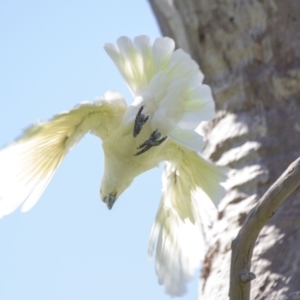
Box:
0;35;226;296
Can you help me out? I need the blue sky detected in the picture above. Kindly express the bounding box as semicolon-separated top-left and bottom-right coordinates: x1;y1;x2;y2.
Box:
0;1;199;299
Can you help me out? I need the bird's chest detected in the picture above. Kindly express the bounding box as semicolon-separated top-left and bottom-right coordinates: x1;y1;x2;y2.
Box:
101;128;165;179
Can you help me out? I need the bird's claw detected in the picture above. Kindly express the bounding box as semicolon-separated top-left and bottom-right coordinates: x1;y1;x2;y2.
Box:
133;105;149;137
134;129;167;156
133;105;167;155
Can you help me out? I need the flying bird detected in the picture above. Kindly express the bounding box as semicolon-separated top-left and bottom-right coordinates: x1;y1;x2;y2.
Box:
0;35;226;296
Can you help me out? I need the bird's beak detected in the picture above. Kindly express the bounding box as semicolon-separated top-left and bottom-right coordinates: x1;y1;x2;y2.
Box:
104;194;117;210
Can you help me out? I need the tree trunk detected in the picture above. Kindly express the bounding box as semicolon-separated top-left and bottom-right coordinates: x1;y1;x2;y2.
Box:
148;0;300;299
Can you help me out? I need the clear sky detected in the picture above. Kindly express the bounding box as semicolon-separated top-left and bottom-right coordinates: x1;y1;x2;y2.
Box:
0;1;199;299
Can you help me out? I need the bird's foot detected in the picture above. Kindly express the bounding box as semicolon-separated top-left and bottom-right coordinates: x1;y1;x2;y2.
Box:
133;105;149;137
134;129;167;156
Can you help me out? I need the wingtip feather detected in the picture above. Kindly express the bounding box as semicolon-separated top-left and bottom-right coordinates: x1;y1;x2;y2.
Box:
0;137;66;218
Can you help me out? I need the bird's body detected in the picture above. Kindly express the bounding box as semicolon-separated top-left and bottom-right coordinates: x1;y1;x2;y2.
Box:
0;35;226;296
100;111;167;205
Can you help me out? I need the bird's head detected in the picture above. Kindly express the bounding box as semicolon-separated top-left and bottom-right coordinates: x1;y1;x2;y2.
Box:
100;175;133;210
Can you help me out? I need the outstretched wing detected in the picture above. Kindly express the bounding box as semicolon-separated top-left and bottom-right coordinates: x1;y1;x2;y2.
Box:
148;144;226;296
0;91;126;218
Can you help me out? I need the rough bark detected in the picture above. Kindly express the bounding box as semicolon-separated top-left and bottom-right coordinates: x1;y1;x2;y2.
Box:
148;0;300;299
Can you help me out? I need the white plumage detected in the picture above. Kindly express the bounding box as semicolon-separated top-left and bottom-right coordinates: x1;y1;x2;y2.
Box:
0;35;226;296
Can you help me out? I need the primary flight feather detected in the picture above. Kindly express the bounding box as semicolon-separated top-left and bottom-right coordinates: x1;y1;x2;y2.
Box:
0;35;226;296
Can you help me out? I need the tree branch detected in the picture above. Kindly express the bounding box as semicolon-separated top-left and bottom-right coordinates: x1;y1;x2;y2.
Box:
288;291;300;300
229;157;300;300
